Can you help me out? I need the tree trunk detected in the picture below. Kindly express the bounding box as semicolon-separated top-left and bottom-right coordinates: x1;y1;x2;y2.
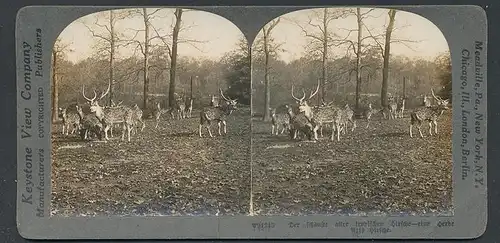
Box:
168;8;182;108
263;27;271;121
51;50;58;122
321;8;328;105
381;9;396;107
109;10;115;106
355;8;362;111
190;76;193;100
403;76;406;99
143;8;150;110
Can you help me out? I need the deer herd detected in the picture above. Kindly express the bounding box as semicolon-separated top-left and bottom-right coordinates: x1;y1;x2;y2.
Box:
269;80;451;142
57;82;240;142
57;80;450;144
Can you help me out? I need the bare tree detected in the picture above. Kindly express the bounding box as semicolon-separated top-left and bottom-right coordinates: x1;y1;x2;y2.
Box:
51;38;72;122
365;9;420;107
293;8;349;105
332;8;378;111
122;8;163;109
168;8;182;108
255;18;282;121
148;8;208;108
82;10;129;105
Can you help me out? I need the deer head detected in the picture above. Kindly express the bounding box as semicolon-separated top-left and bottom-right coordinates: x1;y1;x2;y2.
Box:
75;104;84;117
269;107;276;117
82;82;110;115
219;88;237;111
431;88;450;109
291;79;319;118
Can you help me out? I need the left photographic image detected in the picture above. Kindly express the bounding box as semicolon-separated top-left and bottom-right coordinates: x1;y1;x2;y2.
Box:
50;8;252;217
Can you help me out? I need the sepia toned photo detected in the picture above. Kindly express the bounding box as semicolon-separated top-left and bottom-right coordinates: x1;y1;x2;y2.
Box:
50;8;251;217
251;7;453;216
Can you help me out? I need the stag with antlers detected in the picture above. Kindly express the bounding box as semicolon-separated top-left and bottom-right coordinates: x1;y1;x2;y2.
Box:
199;89;238;138
409;89;450;138
291;79;339;140
82;83;135;142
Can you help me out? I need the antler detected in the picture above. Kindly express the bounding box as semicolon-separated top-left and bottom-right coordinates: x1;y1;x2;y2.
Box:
219;88;231;101
97;81;111;101
82;85;97;103
291;85;305;102
307;79;320;100
431;88;442;101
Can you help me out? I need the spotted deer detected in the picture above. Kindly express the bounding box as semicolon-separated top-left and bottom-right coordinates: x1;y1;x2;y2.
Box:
269;107;290;135
185;98;193;118
131;104;146;135
396;97;406;118
107;100;125;137
76;105;103;140
82;83;135;142
174;97;186;119
199;89;238;138
340;104;357;134
409;89;450;138
362;103;378;128
151;102;170;129
60;107;81;135
291;79;321;139
387;97;398;120
309;103;339;139
291;80;319;120
286;104;315;141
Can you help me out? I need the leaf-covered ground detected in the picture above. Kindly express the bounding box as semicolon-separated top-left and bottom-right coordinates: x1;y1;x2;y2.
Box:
51;107;251;217
251;110;453;216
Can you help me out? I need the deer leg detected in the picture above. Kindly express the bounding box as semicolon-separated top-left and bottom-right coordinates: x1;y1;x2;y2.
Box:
319;125;323;137
223;120;227;135
428;122;433;136
127;124;131;142
271;124;275;135
104;126;110;140
141;120;145;132
330;123;335;141
62;123;65;135
155;117;160;129
217;121;222;136
418;124;424;138
312;125;319;140
434;120;438;135
207;125;214;138
121;123;126;141
337;126;341;141
280;126;285;134
351;120;357;132
409;124;413;138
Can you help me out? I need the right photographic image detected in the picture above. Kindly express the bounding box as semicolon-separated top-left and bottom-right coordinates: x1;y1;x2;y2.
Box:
250;7;452;216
